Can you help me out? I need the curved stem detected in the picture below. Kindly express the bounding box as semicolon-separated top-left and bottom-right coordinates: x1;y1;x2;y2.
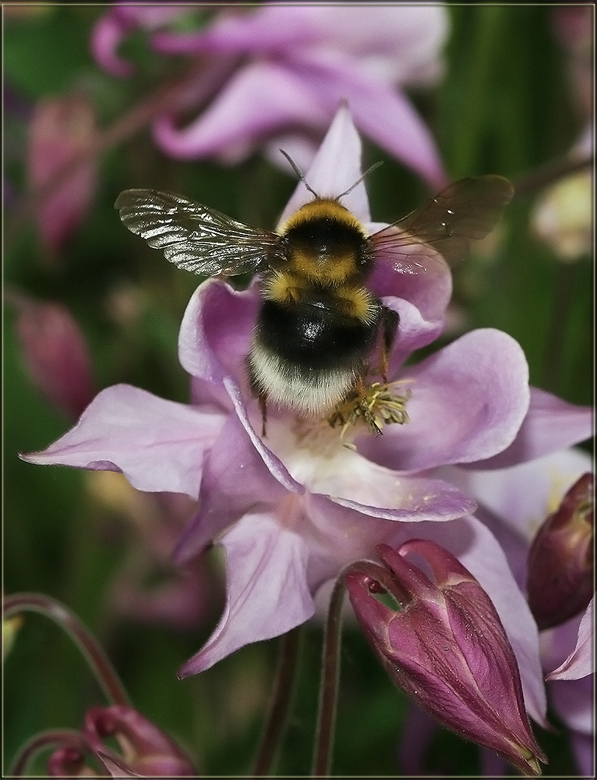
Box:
8;729;85;776
3;592;130;707
252;626;303;776
512;154;592;198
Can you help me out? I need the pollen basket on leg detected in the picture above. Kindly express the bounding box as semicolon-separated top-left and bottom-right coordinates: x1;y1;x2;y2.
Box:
328;378;414;437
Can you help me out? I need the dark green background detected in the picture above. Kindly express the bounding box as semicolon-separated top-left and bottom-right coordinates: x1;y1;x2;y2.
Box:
4;5;593;776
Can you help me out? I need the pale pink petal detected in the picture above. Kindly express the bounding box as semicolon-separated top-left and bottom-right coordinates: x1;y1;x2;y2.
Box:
178;278;258;387
154;4;448;87
463;387;593;470
358;329;530;471
547;598;594;680
548;675;593;736
172;411;293;565
178;511;314;675
20;385;224;499
153;61;328;163
289;55;447;188
454;448;593;540
279;101;371;224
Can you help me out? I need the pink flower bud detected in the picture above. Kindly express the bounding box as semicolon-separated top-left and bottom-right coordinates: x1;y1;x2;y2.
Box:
27;93;97;256
527;473;594;630
346;540;547;776
12;294;94;418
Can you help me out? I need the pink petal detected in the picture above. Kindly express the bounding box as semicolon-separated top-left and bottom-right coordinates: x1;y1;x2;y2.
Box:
290;56;447;188
20;384;224;499
153;60;328;163
548;675;593;737
178;511;314;675
279;101;371;224
178;278;258;386
172;410;294;565
547;597;594;680
454;448;593;540
358;328;530;471
463;387;593;470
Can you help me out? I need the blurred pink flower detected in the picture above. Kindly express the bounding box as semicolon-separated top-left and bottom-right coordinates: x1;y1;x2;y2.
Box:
86;472;213;632
48;705;197;777
27;93;98;256
22;108;591;737
91;2;449;187
9;292;95;419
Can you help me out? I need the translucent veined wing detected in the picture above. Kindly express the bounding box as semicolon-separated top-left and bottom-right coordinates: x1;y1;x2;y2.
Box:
114;189;285;276
370;175;515;275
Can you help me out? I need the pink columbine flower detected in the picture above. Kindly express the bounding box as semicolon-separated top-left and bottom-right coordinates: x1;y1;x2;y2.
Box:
22;107;592;732
346;541;547;776
47;705;197;777
91;3;449;187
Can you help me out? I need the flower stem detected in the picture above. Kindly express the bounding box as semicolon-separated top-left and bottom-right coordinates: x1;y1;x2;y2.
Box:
311;577;346;778
8;729;85;777
252;626;303;776
512;154;592;198
3;592;130;707
310;560;393;778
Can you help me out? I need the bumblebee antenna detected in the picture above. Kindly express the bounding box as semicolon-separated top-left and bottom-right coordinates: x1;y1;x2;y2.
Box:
337;161;383;199
279;149;319;198
279;148;383;200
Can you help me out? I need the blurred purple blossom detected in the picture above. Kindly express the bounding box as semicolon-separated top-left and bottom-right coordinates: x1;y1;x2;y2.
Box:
26;93;98;256
47;705;197;777
347;540;547;776
91;2;449;187
9;292;95;419
86;471;213;632
22;107;592;736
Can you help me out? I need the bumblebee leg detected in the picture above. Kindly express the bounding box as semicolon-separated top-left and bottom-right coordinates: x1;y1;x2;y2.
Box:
380;306;400;381
259;392;268;437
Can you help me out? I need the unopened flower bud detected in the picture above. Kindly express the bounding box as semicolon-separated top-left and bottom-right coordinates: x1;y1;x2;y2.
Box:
48;705;197;777
27;93;97;256
11;294;94;419
84;705;197;777
527;472;594;631
346;540;547;777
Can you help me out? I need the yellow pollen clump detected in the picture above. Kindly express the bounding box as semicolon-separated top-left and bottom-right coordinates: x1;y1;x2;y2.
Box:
328;379;414;438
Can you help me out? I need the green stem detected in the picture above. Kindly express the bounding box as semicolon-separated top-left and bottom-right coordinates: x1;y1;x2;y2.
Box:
8;729;85;777
3;592;130;708
310;577;346;778
252;626;303;776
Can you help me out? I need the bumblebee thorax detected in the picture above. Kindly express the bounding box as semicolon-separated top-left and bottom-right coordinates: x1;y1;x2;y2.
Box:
279;198;370;284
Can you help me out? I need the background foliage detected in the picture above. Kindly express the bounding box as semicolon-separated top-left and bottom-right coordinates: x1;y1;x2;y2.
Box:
4;4;593;776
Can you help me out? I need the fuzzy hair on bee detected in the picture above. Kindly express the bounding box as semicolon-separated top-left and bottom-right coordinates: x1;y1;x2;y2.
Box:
115;161;514;431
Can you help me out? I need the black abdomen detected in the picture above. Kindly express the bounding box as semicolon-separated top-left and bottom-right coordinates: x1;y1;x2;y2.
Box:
254;296;380;376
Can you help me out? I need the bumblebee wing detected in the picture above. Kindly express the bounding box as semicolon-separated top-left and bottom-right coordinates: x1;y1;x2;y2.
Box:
370;175;515;274
115;189;284;276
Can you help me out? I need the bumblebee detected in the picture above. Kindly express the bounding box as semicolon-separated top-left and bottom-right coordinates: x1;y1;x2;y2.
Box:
115;168;513;430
